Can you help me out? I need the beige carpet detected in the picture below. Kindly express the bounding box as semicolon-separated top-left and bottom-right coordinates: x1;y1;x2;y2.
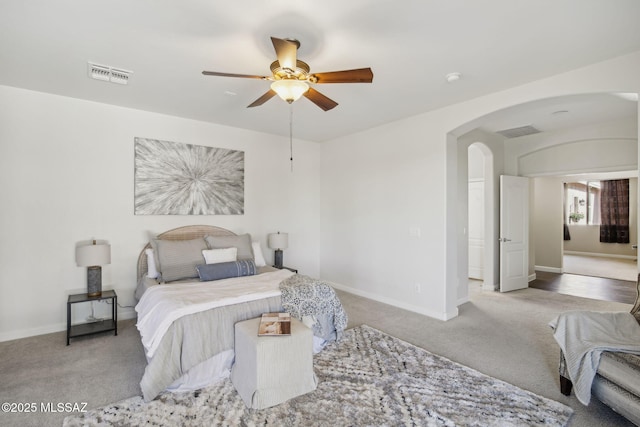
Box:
0;282;635;427
563;254;637;282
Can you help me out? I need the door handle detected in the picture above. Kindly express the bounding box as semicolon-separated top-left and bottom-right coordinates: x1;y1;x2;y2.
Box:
498;237;512;242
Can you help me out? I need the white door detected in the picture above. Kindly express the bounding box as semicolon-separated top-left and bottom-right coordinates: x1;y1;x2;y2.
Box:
500;175;529;292
468;180;484;279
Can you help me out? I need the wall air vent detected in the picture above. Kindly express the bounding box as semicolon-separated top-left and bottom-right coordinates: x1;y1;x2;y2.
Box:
88;62;132;85
495;125;541;139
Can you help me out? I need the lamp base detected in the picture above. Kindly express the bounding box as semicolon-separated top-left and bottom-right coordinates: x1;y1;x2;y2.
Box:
274;250;284;269
87;266;102;297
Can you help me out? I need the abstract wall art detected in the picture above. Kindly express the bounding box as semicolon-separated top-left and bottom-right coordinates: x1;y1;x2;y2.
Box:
134;137;244;215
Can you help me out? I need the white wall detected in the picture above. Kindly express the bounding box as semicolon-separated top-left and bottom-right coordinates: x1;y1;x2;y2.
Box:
3;51;640;340
532;177;564;272
0;85;321;341
320;116;450;319
320;50;640;321
504;118;638;176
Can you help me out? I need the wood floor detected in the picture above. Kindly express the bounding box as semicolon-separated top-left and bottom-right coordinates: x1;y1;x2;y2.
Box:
530;271;637;305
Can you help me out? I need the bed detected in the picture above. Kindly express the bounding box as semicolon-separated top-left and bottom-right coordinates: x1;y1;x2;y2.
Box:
134;225;347;402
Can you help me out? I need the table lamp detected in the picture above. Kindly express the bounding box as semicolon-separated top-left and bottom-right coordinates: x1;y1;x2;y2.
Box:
76;240;111;297
268;232;288;269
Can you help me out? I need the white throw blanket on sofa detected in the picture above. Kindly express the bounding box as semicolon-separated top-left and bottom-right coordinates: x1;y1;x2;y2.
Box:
549;310;640;405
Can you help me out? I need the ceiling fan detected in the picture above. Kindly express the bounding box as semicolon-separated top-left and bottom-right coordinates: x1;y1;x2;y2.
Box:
202;37;373;111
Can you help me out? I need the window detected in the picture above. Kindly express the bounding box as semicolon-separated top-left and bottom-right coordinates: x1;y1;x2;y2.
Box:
565;181;601;225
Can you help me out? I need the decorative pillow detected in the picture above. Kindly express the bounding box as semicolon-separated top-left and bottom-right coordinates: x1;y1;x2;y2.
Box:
145;248;159;279
205;234;254;260
196;260;257;282
202;247;237;264
252;242;267;267
150;237;208;282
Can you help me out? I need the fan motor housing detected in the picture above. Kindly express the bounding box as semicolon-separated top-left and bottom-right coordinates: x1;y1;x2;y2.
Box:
270;60;311;81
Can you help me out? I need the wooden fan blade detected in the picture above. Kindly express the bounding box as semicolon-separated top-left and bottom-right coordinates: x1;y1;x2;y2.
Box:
247;89;277;108
303;88;338;111
271;37;298;71
202;71;267;80
310;68;374;84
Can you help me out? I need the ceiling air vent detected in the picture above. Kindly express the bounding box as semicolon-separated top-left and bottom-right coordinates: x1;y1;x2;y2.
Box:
88;62;132;85
495;125;541;139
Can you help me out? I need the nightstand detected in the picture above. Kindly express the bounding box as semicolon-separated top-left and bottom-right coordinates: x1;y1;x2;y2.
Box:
274;266;298;273
67;290;117;345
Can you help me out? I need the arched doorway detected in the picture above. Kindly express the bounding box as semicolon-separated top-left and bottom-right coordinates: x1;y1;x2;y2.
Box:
447;93;638;309
467;142;496;292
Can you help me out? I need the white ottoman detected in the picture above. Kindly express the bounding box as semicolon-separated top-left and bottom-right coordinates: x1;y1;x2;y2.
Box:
231;316;318;409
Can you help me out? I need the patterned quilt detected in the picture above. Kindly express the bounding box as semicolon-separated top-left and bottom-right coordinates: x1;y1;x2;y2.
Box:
280;274;348;342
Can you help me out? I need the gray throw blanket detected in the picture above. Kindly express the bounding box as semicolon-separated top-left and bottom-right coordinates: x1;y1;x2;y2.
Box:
549;310;640;405
280;274;348;343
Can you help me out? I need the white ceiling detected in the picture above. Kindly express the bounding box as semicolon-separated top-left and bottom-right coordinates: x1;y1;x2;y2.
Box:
479;93;638;135
1;0;639;142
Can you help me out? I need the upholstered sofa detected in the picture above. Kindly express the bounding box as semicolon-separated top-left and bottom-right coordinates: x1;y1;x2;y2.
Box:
558;276;640;425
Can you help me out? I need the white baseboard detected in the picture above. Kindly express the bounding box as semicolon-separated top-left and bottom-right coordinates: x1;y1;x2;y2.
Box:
483;282;497;291
329;282;458;321
0;308;136;343
564;251;636;260
535;265;563;274
528;273;537;282
457;296;470;305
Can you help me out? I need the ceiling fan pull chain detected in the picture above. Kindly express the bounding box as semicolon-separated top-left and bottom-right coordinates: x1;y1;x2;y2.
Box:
289;103;294;172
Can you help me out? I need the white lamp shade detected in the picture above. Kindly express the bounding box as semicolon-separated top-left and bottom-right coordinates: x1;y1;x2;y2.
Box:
268;232;289;250
76;243;111;267
270;80;309;103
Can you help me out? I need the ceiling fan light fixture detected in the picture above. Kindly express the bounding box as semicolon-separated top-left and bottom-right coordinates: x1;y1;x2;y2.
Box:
202;37;371;110
271;79;309;103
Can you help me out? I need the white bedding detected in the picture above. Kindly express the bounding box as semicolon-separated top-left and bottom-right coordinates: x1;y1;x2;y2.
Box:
136;269;295;358
166;349;234;393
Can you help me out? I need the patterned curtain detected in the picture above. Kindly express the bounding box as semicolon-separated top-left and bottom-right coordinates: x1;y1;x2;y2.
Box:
599;179;630;243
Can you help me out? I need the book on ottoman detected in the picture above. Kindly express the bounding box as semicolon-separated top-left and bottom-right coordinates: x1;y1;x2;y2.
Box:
258;312;291;336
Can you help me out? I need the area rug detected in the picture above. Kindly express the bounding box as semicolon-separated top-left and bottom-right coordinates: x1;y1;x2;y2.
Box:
64;325;572;426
